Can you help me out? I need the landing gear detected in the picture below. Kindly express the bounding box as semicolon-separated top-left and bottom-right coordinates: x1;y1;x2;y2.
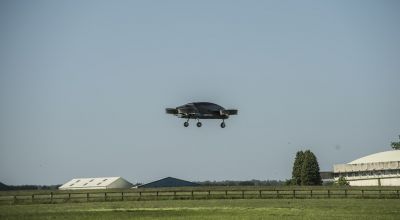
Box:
184;119;202;127
184;118;190;127
220;120;226;128
183;118;225;128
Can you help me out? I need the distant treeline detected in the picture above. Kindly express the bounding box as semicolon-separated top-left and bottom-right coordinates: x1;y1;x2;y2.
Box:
196;180;287;187
0;182;60;191
0;180;288;191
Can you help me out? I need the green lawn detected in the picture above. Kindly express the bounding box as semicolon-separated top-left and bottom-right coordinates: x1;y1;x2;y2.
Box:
1;199;400;220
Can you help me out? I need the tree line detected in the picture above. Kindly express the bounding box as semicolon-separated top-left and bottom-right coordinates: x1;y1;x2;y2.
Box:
197;180;286;187
0;180;288;191
0;182;60;191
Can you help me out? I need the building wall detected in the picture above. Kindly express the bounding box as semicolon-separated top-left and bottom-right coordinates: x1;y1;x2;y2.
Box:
333;161;400;186
347;178;400;186
380;178;400;186
348;179;379;186
334;161;400;173
59;186;108;190
108;178;133;189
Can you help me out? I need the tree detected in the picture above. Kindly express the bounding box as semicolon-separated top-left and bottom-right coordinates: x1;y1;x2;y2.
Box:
300;150;322;186
391;135;400;150
336;176;349;186
0;182;9;191
291;151;304;185
290;149;322;186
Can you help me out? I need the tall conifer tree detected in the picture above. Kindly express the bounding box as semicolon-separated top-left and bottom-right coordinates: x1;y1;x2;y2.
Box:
300;150;322;185
291;151;304;185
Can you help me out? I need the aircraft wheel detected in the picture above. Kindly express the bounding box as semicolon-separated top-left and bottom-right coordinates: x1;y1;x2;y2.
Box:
184;122;189;127
196;122;202;127
220;122;226;128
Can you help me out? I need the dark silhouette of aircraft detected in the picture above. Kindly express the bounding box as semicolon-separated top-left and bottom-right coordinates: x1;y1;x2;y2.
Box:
166;102;238;128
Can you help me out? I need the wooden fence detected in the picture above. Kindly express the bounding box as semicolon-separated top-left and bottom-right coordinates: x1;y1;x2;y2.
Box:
1;188;399;205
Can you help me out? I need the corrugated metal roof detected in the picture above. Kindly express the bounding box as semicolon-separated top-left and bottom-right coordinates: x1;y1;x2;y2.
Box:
349;150;400;164
59;177;120;189
139;177;199;188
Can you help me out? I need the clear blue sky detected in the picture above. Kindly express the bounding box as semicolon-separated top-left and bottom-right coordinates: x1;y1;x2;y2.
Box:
1;0;399;185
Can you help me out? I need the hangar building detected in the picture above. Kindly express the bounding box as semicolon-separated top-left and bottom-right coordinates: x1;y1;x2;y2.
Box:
333;150;400;186
59;177;133;190
138;177;199;188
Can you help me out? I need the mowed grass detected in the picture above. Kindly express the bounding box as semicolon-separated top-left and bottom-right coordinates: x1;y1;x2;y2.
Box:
1;199;400;220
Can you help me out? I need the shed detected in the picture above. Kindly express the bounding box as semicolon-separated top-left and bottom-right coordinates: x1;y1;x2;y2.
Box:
139;177;199;188
59;177;132;190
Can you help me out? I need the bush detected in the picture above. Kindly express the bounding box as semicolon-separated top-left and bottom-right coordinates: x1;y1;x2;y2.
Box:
336;176;349;186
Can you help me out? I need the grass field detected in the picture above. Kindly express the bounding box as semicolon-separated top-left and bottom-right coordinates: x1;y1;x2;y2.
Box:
1;198;400;220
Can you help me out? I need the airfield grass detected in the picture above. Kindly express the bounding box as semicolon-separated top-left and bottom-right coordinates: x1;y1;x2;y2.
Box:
1;199;400;220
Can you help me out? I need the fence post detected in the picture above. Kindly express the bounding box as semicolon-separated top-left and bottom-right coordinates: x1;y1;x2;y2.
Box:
259;190;262;198
86;193;89;202
225;190;228;198
361;190;364;198
344;189;347;198
121;192;124;201
139;192;142;200
293;190;295;199
242;190;244;199
50;192;53;203
174;191;177;199
68;193;71;201
328;189;330;198
191;190;194;199
32;194;34;203
310;190;312;198
379;190;382;198
105;192;107;201
276;190;279;198
156;191;159;199
208;190;211;199
13;195;17;204
397;190;399;199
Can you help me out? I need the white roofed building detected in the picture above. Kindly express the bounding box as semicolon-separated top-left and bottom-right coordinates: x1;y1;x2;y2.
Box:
333;150;400;186
59;177;132;190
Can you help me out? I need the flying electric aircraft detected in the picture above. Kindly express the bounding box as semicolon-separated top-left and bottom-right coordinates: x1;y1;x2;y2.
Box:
166;102;238;128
